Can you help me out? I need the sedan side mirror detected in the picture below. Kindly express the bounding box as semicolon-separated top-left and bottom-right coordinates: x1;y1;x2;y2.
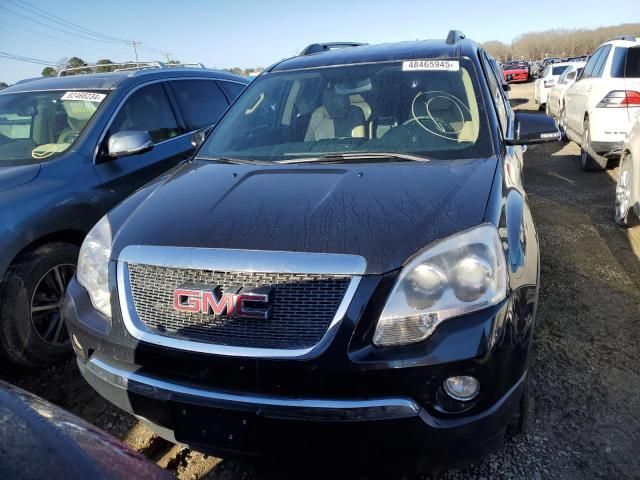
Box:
506;112;560;145
108;131;153;158
191;124;215;149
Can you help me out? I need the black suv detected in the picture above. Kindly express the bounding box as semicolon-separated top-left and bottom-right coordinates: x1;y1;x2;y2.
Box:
0;64;247;366
65;32;559;468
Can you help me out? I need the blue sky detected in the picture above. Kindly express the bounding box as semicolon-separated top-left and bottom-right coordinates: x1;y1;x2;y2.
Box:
0;0;638;83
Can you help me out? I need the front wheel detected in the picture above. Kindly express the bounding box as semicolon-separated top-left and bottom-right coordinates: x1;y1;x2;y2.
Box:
615;155;639;227
580;119;607;171
559;106;568;142
0;243;78;367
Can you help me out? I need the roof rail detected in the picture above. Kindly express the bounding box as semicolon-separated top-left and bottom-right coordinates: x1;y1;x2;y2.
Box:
57;61;206;77
300;42;366;56
606;35;637;43
446;30;466;45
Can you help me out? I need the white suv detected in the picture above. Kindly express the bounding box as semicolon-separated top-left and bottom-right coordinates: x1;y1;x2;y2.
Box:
564;36;640;171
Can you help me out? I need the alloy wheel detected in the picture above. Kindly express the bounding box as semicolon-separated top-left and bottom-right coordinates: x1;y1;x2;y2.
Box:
616;166;632;222
30;264;75;346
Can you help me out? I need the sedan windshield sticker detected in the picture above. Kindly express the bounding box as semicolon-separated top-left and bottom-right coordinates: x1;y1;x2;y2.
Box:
402;60;459;72
61;91;106;102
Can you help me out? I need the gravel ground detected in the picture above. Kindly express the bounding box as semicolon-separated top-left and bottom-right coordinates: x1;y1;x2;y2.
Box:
1;82;639;479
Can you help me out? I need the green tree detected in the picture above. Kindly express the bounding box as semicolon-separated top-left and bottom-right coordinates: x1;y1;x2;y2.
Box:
0;82;8;90
41;66;57;77
224;67;243;76
95;59;115;73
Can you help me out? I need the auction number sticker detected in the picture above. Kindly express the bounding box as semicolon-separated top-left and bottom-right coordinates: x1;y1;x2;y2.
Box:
402;60;459;71
61;91;106;102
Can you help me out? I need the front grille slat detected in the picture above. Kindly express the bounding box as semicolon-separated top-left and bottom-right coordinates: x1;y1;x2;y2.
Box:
127;263;350;350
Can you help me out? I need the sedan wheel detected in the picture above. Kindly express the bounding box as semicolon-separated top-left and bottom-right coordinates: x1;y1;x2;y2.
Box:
615;156;638;227
559;107;568;141
30;264;75;346
581;120;607;171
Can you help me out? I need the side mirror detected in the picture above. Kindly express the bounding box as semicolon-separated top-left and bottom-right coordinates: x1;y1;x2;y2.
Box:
506;112;560;145
191;124;215;149
502;82;511;92
107;131;153;158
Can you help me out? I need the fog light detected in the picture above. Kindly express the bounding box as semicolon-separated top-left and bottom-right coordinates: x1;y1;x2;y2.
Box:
444;376;479;401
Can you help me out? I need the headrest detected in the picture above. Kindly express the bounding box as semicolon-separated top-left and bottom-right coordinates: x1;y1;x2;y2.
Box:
62;100;97;131
323;89;350;119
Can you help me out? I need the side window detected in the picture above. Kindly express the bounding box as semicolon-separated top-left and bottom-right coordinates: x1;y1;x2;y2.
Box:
170;80;229;130
218;81;247;102
480;52;508;135
110;83;179;143
582;48;604;79
592;45;611;78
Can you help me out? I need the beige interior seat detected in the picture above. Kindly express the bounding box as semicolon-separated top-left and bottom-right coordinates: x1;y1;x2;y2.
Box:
57;100;97;143
349;94;371;121
305;89;366;141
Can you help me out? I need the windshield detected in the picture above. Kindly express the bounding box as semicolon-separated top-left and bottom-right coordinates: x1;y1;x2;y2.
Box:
0;90;107;166
198;58;493;162
504;64;525;70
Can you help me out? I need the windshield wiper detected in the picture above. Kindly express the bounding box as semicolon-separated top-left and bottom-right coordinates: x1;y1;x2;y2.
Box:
276;152;430;164
195;156;272;165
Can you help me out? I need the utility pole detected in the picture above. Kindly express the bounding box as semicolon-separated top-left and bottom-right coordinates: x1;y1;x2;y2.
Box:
128;41;141;65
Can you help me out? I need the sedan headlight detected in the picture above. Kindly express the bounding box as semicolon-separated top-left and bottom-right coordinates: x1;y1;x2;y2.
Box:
373;224;507;346
77;215;112;318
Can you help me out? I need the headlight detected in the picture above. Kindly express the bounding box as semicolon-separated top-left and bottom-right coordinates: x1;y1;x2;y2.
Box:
373;224;507;346
77;215;112;318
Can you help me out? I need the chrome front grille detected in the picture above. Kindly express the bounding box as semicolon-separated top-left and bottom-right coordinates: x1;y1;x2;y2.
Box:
126;263;351;350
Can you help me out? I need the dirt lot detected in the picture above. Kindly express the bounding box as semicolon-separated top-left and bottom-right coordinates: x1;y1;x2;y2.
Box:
2;82;639;479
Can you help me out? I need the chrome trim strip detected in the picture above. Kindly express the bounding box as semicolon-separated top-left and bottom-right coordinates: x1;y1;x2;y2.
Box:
117;245;367;275
116;247;365;358
84;356;420;421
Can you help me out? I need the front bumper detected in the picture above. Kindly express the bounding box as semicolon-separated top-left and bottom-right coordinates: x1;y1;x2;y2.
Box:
65;273;536;468
78;353;526;469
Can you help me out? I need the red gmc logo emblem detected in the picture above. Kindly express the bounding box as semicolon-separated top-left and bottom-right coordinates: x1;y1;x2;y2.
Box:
173;285;271;320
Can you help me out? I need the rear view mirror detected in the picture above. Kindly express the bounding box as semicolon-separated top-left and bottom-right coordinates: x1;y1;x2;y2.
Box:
108;130;153;158
16;105;37;117
506;112;560;145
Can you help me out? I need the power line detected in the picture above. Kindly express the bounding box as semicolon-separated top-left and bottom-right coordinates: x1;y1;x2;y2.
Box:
1;0;174;67
0;51;56;66
0;5;125;44
7;0;131;44
1;23;132;60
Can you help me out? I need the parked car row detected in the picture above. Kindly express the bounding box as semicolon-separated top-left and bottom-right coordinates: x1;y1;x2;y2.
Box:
538;36;640;226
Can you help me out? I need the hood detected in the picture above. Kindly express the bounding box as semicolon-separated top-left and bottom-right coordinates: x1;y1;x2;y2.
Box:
112;159;498;274
0;164;40;193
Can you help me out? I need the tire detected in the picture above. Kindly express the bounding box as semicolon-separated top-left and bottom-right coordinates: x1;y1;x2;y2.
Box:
615;154;640;228
0;243;79;367
559;106;568;142
508;374;531;435
580;119;607;171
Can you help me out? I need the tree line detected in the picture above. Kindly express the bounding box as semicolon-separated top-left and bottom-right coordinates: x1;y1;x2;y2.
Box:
482;23;640;62
40;57;183;77
37;57;264;78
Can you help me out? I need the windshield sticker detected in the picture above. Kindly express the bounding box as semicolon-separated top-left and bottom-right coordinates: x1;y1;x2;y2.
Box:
402;60;459;72
61;91;106;102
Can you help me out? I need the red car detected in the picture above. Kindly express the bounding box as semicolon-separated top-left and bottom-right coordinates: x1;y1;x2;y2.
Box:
503;62;529;83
